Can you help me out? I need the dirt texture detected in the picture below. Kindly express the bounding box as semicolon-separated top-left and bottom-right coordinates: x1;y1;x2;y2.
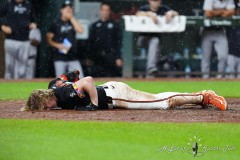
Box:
0;98;239;123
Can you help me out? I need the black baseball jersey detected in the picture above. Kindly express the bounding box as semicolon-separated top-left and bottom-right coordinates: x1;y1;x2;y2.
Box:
0;0;36;41
89;19;121;59
54;85;108;110
139;4;171;15
227;28;240;57
48;18;77;61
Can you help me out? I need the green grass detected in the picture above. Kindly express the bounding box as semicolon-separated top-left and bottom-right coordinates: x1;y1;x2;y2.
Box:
0;81;240;100
0;119;240;160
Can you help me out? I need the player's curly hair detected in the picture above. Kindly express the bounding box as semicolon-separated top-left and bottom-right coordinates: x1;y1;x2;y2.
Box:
21;89;55;111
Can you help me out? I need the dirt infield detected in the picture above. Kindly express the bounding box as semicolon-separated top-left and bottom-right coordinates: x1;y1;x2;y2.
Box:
0;98;239;123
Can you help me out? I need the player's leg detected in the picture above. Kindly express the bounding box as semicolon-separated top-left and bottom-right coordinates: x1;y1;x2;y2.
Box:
214;31;228;78
103;82;200;109
137;35;148;48
4;39;16;79
103;82;227;110
201;32;213;79
67;60;84;79
15;41;30;79
147;37;160;75
26;59;35;79
236;56;240;78
102;81;162;109
26;45;37;79
156;90;227;110
54;61;67;77
227;54;237;79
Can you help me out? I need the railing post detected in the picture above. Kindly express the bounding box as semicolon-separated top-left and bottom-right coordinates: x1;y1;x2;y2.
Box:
122;30;134;78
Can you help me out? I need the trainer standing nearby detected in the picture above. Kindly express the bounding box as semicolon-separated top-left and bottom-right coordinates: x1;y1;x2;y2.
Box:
47;0;84;78
89;2;123;77
201;0;235;79
0;0;36;79
136;0;178;77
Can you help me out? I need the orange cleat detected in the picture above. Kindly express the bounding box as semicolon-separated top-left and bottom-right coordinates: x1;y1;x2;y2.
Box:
200;90;227;111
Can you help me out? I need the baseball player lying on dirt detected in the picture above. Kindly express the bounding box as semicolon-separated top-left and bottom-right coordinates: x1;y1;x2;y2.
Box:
22;70;227;111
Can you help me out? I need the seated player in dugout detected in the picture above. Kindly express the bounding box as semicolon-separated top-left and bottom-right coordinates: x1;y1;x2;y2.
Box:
22;70;227;111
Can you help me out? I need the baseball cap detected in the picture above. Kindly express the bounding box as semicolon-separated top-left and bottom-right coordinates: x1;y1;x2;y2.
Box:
48;78;61;89
61;0;73;9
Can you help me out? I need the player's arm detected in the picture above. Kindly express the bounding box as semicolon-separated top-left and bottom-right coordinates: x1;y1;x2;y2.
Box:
114;23;123;67
203;0;235;17
136;11;156;17
29;3;37;29
165;10;178;22
165;10;178;17
0;2;12;35
136;11;158;23
70;17;84;33
60;70;80;82
1;25;12;35
220;9;235;17
46;32;65;50
74;77;98;106
204;9;235;17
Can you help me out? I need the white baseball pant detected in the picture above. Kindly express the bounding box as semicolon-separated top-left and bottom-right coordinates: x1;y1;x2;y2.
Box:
102;82;203;110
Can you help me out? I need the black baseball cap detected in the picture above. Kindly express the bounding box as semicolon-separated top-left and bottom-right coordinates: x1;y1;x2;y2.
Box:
48;78;61;89
61;0;73;9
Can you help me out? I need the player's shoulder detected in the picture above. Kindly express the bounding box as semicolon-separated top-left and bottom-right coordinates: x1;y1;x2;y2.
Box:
91;20;101;27
159;4;171;12
24;0;33;8
54;85;77;98
24;0;31;5
161;4;171;10
139;4;150;11
50;18;62;26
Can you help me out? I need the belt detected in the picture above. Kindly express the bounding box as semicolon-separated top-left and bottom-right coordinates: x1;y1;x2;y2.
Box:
100;85;115;109
28;55;36;59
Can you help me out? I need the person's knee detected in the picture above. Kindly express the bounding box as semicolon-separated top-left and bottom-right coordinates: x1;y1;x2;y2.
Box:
137;37;144;47
218;53;228;62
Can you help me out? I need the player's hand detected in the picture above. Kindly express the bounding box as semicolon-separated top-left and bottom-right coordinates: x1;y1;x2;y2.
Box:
116;58;123;67
30;39;40;46
148;12;158;24
56;43;65;50
29;23;37;29
165;11;173;23
1;25;12;35
65;11;74;20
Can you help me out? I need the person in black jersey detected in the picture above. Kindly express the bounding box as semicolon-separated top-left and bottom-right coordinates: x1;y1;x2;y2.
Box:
88;2;123;77
47;0;84;78
23;71;227;111
0;0;37;79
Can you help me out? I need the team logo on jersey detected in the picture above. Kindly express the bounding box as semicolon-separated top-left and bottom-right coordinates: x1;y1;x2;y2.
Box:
61;25;73;33
14;5;27;14
70;92;77;97
96;22;102;27
107;23;114;29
